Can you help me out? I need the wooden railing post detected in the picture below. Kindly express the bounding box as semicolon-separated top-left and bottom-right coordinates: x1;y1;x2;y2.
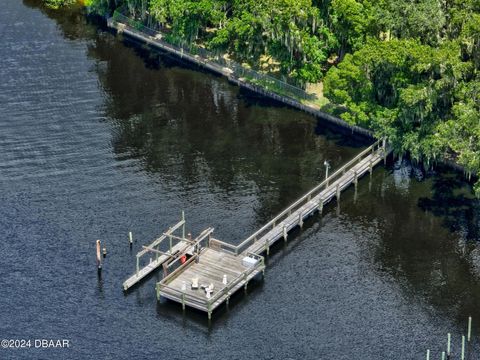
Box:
136;254;140;276
298;212;304;229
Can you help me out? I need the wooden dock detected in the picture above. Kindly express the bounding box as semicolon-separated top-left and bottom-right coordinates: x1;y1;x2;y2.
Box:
123;140;388;318
123;213;190;291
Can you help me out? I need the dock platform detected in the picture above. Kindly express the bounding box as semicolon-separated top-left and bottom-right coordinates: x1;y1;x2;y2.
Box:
157;248;264;317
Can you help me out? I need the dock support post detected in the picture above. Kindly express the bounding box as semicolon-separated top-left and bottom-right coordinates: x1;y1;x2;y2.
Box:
283;226;288;242
447;333;451;357
426;349;430;360
96;240;102;273
136;254;140;276
369;160;373;175
128;231;133;248
468;316;472;342
298;213;303;229
441;351;445;360
461;335;465;360
265;241;270;256
182;294;185;311
318;199;323;214
182;211;185;239
354;170;358;186
169;227;173;254
336;184;340;200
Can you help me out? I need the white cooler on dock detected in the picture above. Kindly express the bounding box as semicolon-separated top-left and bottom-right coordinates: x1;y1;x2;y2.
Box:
242;256;258;268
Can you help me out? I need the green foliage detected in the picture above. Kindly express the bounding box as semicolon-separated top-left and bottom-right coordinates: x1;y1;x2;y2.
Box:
147;0;334;85
375;0;446;45
44;0;76;9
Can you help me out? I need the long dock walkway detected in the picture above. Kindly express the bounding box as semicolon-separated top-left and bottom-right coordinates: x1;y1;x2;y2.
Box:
123;140;389;319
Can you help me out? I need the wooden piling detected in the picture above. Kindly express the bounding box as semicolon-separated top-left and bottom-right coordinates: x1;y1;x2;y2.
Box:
468;316;472;342
182;211;186;239
461;335;465;360
318;199;323;214
128;231;133;247
447;333;451;356
96;240;102;272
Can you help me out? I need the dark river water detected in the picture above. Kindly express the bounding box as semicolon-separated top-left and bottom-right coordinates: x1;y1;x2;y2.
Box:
1;1;480;359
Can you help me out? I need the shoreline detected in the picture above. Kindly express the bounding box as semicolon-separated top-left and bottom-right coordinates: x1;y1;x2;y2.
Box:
106;15;374;141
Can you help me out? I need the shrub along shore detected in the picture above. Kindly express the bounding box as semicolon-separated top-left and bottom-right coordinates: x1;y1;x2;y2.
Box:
45;0;480;194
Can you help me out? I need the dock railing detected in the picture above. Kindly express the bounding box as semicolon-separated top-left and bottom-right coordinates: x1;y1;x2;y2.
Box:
207;139;385;256
163;228;214;275
134;218;186;275
235;139;385;254
110;11;311;102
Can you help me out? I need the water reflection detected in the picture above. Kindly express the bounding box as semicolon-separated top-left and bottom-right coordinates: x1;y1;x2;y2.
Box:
85;37;366;227
361;162;480;330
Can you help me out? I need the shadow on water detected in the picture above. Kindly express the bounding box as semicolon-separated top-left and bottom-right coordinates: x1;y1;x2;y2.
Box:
418;169;480;241
352;160;480;328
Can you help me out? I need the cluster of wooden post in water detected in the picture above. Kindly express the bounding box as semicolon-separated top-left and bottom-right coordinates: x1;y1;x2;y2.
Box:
94;139;389;319
425;317;475;360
